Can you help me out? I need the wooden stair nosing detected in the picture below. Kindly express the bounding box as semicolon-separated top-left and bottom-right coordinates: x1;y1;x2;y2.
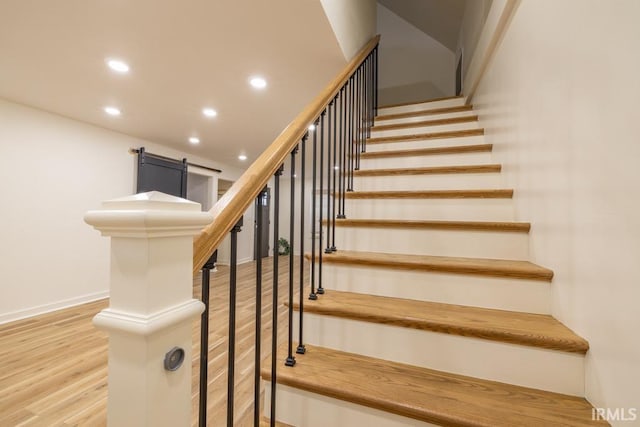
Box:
305;250;553;281
261;345;603;427
353;164;501;177
360;143;493;159
375;105;473;122
332;219;531;232
344;189;513;200
378;94;465;109
371;115;478;132
367;128;484;144
292;290;587;353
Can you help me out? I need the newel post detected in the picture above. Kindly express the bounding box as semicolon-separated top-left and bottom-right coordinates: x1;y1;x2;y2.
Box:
84;191;213;426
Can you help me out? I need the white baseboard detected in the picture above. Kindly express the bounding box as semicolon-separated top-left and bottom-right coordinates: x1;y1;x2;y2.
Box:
215;256;254;267
0;290;109;325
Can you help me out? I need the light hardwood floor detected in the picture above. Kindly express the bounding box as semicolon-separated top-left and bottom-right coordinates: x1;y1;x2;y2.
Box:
0;257;302;426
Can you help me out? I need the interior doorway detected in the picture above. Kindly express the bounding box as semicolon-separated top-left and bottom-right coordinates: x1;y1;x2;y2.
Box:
254;187;270;260
216;179;235;265
186;172;212;211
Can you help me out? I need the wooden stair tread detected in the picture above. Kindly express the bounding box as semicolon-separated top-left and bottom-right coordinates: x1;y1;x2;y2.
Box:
378;94;465;109
344;189;513;199
367;128;484;144
372;115;478;131
307;250;553;281
354;164;501;177
260;417;292;427
333;218;530;232
262;345;603;426
294;290;587;353
376;105;473;121
361;143;492;159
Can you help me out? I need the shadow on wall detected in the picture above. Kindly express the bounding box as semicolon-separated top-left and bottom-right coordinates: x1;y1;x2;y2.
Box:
378;81;446;105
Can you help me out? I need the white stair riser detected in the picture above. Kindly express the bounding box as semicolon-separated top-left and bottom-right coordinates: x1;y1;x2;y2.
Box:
360;152;495;169
345;198;515;221
378;97;466;115
334;226;529;260
264;383;437;427
375;111;475;126
318;264;550;314
366;134;485;152
353;172;504;191
371;121;479;138
295;314;584;395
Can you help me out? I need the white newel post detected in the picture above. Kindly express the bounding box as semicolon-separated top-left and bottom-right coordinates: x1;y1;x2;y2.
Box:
84;191;213;427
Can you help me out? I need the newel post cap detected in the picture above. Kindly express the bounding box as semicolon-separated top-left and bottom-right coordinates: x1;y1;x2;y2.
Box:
84;191;213;238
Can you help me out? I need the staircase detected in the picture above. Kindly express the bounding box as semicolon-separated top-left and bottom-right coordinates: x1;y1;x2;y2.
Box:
262;96;606;426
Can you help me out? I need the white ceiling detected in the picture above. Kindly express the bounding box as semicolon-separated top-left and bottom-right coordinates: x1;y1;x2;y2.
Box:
0;0;346;167
377;0;467;52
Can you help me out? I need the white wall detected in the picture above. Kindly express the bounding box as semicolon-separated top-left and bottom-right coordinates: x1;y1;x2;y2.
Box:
377;4;455;105
0;99;247;323
455;0;493;82
473;0;640;419
320;0;377;60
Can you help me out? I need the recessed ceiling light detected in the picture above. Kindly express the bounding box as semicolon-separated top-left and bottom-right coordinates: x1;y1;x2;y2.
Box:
189;137;200;144
202;108;217;118
249;76;267;89
106;59;129;73
238;154;247;161
104;106;121;116
308;124;316;131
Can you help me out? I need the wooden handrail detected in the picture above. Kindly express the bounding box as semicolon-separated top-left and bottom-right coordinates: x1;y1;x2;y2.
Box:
192;34;381;274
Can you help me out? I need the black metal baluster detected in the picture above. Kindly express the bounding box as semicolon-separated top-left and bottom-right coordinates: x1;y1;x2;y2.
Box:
364;56;370;141
254;189;265;427
361;62;366;155
348;75;355;192
338;85;346;220
228;217;243;427
355;67;362;171
309;121;319;301
337;82;347;218
285;146;298;367
325;99;333;255
368;54;373;138
199;254;215;427
330;95;338;252
374;46;379;116
369;53;374;137
297;134;307;355
317;110;326;295
270;165;283;427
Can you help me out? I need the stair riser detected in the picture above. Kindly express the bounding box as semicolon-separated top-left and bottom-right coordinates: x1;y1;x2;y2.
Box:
378;98;466;115
360;151;495;169
374;111;475;126
366;134;485;152
345;198;515;221
295;314;584;395
371;121;479;138
353;173;504;191
264;383;437;427
318;264;550;313
334;227;529;260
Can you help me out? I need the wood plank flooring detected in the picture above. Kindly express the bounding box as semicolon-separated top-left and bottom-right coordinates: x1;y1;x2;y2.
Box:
0;257;302;426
